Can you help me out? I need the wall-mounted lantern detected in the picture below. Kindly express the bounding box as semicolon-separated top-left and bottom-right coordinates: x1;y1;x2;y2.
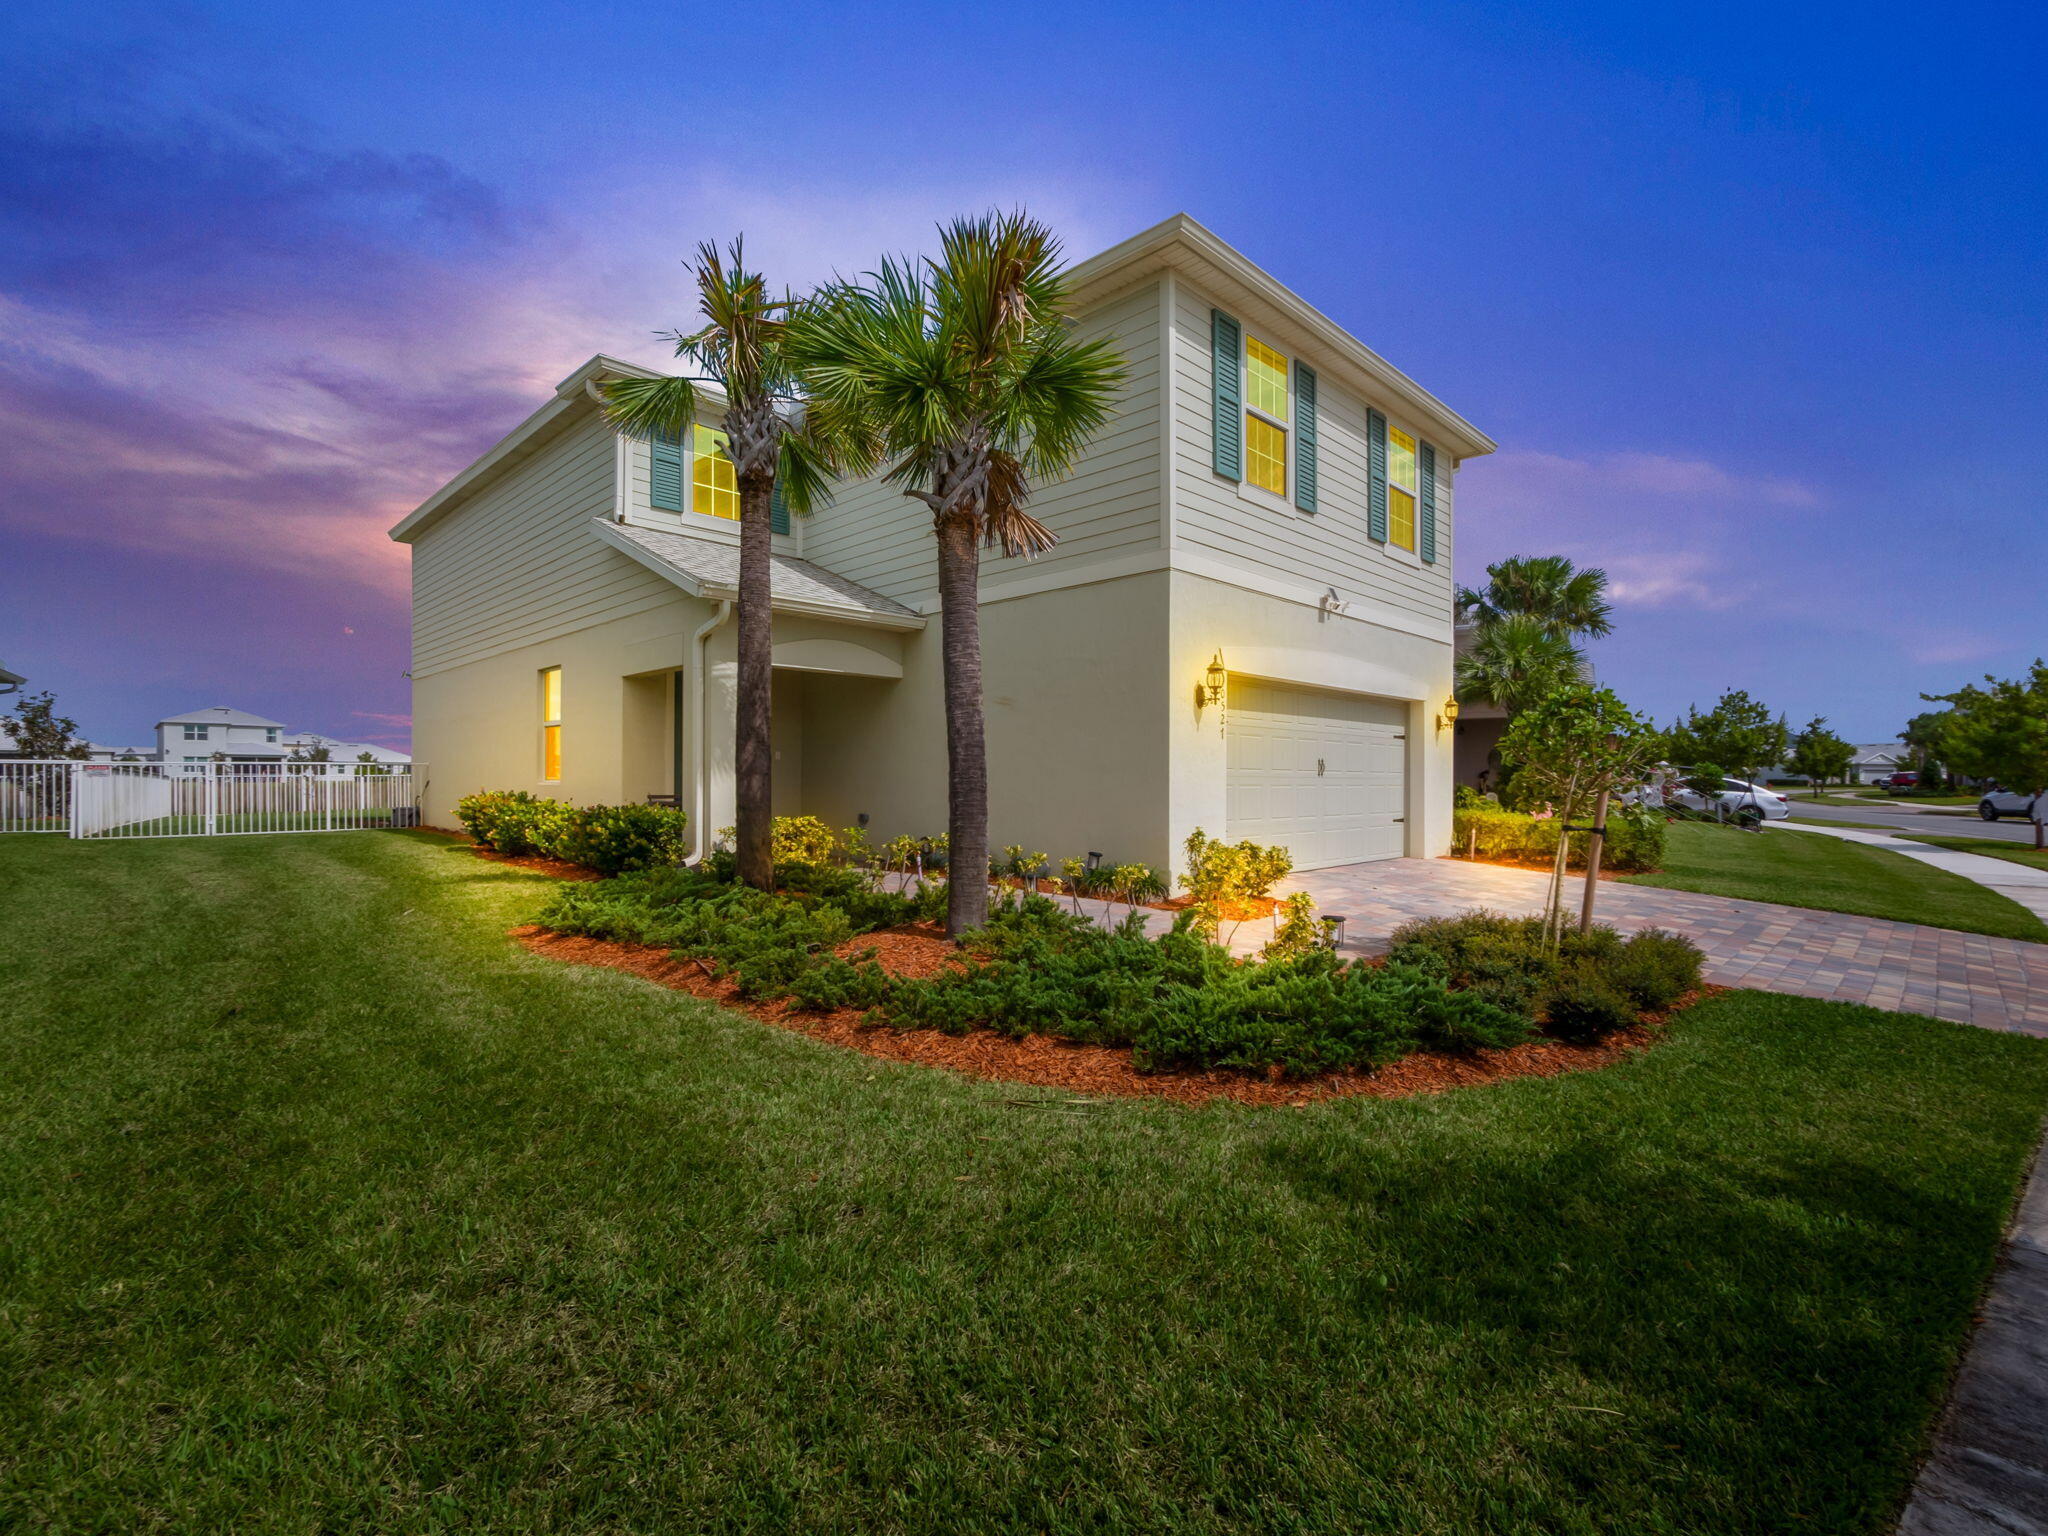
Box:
1436;696;1461;735
1198;651;1227;711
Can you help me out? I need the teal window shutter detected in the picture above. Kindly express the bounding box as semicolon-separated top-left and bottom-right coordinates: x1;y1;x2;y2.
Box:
1211;309;1242;481
1293;362;1318;512
1366;408;1389;542
770;482;790;536
1419;441;1438;563
649;430;684;512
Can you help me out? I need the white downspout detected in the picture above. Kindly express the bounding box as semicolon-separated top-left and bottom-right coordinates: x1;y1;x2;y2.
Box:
684;599;732;864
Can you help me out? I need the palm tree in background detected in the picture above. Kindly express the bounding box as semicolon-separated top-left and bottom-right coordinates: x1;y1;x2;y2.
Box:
795;212;1126;936
1454;555;1613;714
598;241;845;890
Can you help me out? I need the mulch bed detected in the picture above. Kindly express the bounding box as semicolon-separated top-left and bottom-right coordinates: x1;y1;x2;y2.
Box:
1453;854;1638;881
425;829;605;882
511;922;1706;1107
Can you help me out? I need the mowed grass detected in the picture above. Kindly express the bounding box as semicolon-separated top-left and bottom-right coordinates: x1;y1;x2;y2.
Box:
2;832;2046;1535
1909;834;2048;873
1621;821;2048;941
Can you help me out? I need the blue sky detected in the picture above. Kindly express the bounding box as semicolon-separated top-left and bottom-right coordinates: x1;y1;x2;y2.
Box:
2;0;2041;748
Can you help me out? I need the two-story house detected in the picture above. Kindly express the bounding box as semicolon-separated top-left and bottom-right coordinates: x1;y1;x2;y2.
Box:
392;215;1494;873
156;707;292;770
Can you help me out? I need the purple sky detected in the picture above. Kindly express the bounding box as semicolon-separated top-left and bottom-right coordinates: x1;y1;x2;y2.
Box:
3;0;2043;751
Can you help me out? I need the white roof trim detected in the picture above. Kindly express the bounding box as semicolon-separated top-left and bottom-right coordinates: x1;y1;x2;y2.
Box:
388;354;661;544
1065;213;1496;462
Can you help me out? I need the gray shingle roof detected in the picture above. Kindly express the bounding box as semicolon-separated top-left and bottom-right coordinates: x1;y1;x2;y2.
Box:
156;705;289;729
595;520;923;628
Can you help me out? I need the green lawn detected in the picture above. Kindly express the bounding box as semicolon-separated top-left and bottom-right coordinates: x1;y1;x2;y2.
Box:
3;832;2046;1534
1909;834;2048;872
1621;822;2048;941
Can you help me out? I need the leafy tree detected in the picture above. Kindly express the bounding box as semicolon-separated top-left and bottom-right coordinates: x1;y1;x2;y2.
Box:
796;212;1126;935
1456;555;1613;640
288;742;333;763
1927;661;2048;841
1661;690;1788;782
1787;716;1855;798
1500;685;1660;944
1;690;87;759
601;240;851;892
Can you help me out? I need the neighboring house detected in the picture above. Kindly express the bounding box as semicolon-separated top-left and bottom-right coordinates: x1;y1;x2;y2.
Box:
1848;744;1909;784
155;706;294;770
0;663;23;697
392;214;1494;873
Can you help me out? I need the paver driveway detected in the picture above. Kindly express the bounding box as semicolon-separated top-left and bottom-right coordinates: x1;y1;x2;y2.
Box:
1277;859;2048;1036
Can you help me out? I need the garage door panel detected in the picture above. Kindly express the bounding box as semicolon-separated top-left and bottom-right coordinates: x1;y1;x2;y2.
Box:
1225;678;1407;870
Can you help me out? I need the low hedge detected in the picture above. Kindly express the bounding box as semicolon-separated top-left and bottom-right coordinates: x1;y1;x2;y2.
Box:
454;791;688;875
1452;804;1666;873
1387;911;1703;1042
534;861;1700;1076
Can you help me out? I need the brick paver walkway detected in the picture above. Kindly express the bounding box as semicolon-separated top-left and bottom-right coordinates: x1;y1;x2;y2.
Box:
1277;859;2048;1036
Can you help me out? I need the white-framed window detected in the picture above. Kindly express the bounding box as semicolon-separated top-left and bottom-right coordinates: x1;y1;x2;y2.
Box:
182;723;207;740
1243;335;1289;497
1387;425;1418;552
540;666;562;781
692;425;740;521
265;727;279;743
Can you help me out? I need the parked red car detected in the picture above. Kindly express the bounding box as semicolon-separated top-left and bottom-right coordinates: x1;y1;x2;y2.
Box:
1880;771;1918;789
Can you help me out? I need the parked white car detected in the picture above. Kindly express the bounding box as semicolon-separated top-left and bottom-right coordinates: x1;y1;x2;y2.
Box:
1632;776;1791;825
1979;788;2038;821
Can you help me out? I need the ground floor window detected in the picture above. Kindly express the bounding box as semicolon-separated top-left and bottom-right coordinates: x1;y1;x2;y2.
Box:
540;666;562;781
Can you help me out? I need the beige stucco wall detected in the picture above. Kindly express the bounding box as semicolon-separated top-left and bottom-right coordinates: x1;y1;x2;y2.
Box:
1166;568;1456;864
799;570;1174;869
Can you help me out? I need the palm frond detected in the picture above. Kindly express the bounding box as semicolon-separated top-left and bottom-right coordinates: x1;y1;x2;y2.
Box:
598;374;702;442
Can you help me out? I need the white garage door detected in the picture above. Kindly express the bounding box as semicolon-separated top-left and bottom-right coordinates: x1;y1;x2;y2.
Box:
1225;678;1408;869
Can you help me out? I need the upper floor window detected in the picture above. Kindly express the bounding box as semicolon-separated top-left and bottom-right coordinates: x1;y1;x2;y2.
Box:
265;728;279;743
182;723;207;740
1243;336;1290;496
1387;426;1418;551
692;426;740;521
540;666;562;781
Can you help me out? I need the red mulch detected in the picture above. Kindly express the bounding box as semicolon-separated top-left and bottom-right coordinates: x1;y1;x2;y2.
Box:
511;923;1706;1107
423;829;606;882
1453;854;1637;881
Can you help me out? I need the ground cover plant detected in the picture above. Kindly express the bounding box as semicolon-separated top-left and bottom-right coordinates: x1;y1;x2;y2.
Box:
537;847;1699;1076
4;830;2047;1533
1620;822;2048;941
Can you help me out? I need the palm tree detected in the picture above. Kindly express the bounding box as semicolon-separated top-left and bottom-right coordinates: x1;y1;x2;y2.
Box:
598;240;841;890
1454;613;1584;714
1454;555;1611;718
795;212;1126;935
1456;555;1613;640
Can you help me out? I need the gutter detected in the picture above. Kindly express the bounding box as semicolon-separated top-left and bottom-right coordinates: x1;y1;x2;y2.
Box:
683;599;732;864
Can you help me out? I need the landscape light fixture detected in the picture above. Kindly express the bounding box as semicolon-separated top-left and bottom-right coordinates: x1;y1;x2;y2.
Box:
1320;915;1348;950
1086;851;1102;873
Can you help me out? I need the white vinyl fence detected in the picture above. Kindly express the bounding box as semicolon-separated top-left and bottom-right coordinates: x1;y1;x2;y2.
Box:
0;760;424;839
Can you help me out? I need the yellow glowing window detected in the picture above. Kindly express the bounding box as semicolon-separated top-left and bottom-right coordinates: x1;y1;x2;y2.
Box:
1389;487;1416;551
692;425;739;520
1245;336;1289;423
1246;415;1287;495
1388;426;1417;495
540;666;562;781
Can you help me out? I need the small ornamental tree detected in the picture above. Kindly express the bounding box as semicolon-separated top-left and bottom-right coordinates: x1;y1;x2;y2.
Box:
1;690;88;759
1787;716;1855;798
1500;685;1660;945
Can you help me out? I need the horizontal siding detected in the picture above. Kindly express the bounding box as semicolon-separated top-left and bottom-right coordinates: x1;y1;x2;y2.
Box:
803;279;1164;606
1169;280;1455;628
410;411;674;677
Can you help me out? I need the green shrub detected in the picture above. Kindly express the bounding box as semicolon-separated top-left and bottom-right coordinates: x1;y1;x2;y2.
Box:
1544;971;1638;1043
551;804;689;875
1606;928;1704;1012
455;791;686;872
1451;804;1664;873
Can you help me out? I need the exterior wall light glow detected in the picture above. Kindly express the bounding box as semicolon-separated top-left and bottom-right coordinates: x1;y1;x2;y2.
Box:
1199;652;1227;709
1437;696;1461;734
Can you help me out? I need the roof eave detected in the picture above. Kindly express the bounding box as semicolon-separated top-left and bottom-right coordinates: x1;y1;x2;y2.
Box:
1065;213;1497;462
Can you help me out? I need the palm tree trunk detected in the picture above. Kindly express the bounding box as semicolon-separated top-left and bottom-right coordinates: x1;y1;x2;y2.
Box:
734;474;775;890
935;514;988;936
